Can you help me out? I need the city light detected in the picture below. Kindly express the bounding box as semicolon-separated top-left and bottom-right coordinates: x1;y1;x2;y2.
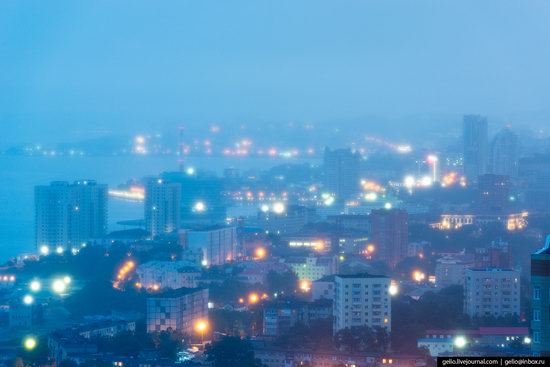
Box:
299;280;311;292
193;201;206;212
321;193;335;206
404;175;415;190
454;336;467;349
23;337;37;351
248;293;260;304
56;246;64;254
524;337;532;344
186;167;196;175
195;319;208;333
260;204;270;212
23;295;34;305
39;245;49;256
388;283;399;296
254;247;267;260
367;244;376;253
412;270;426;283
52;279;67;294
272;202;286;214
30;280;41;292
384;202;392;210
63;276;72;285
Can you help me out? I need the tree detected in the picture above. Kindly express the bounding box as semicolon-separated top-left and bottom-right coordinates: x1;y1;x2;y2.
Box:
266;270;298;295
206;336;262;367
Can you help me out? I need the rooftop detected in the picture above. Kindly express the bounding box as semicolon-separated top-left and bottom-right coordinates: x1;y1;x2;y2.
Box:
336;272;388;279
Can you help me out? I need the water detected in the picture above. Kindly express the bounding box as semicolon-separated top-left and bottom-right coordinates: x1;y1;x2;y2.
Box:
0;155;315;262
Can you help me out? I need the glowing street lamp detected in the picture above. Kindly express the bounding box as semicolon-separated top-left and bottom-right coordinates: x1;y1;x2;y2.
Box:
254;247;267;260
193;201;206;213
23;337;37;351
454;336;467;349
23;295;34;305
63;276;72;285
388;283;399;296
39;245;49;256
299;280;311;292
272;202;285;214
52;279;67;294
30;280;41;292
248;293;259;304
195;319;208;343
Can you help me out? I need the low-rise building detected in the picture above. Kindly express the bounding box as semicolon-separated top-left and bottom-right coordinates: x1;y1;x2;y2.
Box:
146;287;208;334
135;260;200;290
286;255;338;281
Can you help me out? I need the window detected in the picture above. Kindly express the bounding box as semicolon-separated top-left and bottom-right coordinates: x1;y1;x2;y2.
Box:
534;287;541;300
533;309;541;322
534;331;540;344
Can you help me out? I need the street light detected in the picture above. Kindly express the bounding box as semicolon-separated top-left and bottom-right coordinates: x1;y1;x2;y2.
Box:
194;320;208;343
454;336;467;349
30;280;41;292
23;337;37;351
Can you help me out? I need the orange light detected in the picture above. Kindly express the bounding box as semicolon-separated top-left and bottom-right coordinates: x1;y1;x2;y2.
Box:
238;298;245;304
367;244;375;253
261;293;269;300
194;320;208;333
299;280;311;292
248;293;259;304
412;270;426;283
254;247;266;260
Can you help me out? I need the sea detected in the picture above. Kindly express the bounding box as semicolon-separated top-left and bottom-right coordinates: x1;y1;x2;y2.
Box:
0;155;316;263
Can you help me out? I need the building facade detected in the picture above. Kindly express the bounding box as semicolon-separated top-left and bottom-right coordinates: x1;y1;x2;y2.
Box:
135;260;200;291
463;114;489;181
146;287;208;334
370;209;408;268
323;148;361;202
182;226;238;266
491;128;518;177
35;180;107;250
464;268;520;319
333;274;391;333
144;178;181;237
531;235;550;356
287;255;338;281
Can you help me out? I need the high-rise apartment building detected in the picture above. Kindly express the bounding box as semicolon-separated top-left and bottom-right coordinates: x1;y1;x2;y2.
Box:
531;235;550;356
491;128;518;177
463;115;489;181
144;178;181;237
333;274;391;333
323;148;361;202
370;209;408;268
35;180;107;251
180;225;238;266
464;268;520;319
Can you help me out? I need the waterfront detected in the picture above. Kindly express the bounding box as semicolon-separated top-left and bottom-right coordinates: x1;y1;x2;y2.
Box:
0;155;316;262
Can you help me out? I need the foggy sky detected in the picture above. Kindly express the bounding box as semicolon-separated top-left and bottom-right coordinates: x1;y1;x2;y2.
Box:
1;1;550;145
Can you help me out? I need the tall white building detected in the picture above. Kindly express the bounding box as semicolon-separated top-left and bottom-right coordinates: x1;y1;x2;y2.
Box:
464;268;520;318
144;178;181;237
463;115;489;181
35;180;107;251
333;274;391;333
323;148;361;202
181;226;238;266
491;128;518;177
